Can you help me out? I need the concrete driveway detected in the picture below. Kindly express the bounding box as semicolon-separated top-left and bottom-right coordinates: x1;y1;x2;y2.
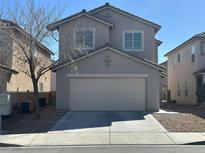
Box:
50;112;167;133
2;112;205;146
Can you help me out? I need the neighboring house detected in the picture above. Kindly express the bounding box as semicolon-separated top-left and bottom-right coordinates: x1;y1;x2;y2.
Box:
165;32;205;105
0;19;54;111
0;64;18;93
47;3;165;111
159;61;168;101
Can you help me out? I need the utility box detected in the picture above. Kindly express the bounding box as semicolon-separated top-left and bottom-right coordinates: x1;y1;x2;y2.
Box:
0;94;11;116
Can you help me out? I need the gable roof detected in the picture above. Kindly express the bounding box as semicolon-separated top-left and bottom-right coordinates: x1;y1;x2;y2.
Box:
47;3;161;32
51;44;165;72
47;10;114;31
89;3;161;33
0;64;18;74
0;19;54;56
164;32;205;57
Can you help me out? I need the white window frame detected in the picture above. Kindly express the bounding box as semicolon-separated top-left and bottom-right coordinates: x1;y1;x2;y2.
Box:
122;30;144;52
73;28;95;50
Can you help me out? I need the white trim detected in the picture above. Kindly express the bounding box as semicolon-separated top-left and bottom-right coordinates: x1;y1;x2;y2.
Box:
122;30;144;52
67;74;148;78
73;28;96;50
89;6;160;31
53;47;164;71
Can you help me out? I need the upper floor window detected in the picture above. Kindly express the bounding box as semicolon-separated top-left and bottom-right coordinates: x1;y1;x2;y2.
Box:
177;53;181;63
201;41;205;55
191;45;195;63
184;81;188;97
73;28;95;49
123;30;144;51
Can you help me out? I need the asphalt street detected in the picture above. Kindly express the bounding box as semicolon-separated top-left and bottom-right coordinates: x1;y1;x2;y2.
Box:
1;145;205;153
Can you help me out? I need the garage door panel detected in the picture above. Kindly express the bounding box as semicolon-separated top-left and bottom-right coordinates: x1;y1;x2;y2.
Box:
69;77;146;111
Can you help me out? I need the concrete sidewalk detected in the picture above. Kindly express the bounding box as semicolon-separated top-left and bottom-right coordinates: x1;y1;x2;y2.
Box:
1;112;205;146
1;132;205;146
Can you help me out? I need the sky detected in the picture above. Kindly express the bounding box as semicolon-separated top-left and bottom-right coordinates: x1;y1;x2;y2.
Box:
2;0;205;63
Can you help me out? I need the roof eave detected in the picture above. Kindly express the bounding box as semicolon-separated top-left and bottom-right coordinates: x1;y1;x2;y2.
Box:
47;13;114;32
164;36;197;57
52;46;165;72
89;4;161;33
0;64;18;74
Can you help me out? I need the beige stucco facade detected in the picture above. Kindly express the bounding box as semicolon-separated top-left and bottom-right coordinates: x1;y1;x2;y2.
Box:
167;38;205;105
50;4;162;111
0;27;54;108
92;8;158;63
58;7;159;63
56;48;161;111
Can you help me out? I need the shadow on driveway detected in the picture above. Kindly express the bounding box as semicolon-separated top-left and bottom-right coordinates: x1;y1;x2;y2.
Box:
50;112;150;132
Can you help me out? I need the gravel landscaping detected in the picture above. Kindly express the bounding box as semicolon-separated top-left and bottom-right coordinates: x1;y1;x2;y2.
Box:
153;102;205;132
2;106;65;135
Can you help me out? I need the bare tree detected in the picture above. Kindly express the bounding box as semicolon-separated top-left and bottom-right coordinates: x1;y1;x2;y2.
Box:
0;0;64;118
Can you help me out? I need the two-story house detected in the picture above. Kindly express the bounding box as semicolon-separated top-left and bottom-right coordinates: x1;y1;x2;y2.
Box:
0;19;54;111
47;3;165;111
165;32;205;105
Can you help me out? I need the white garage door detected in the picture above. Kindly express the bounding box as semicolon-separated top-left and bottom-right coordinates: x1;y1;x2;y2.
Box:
68;75;146;111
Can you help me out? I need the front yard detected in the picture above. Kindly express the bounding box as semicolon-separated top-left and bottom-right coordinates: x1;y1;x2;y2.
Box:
153;102;205;132
2;102;205;134
2;106;65;134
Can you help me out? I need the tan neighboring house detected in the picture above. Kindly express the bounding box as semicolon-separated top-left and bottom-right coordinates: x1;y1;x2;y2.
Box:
165;32;205;105
0;19;54;111
159;61;168;101
47;3;165;111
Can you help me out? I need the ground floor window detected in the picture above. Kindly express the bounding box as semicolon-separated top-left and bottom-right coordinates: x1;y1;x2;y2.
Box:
177;82;180;96
184;81;188;97
185;89;188;96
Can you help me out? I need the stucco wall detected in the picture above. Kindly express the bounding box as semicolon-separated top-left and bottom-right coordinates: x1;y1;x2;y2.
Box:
51;71;56;92
6;42;52;93
58;8;158;63
197;39;205;69
167;40;202;105
56;48;160;111
59;15;110;60
92;8;157;62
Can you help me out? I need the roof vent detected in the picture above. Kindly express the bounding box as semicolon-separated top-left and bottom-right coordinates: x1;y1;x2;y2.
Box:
105;2;110;6
82;9;86;13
